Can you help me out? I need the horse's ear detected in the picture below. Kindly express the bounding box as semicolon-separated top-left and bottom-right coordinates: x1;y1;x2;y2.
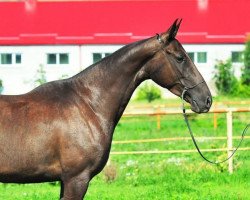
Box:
167;18;182;41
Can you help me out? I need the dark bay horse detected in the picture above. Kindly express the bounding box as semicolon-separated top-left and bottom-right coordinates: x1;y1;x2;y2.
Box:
0;19;212;199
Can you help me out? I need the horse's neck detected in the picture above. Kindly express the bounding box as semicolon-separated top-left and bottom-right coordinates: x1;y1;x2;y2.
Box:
74;37;159;127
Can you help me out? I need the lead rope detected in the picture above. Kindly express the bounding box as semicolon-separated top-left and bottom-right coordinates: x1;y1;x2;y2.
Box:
181;89;250;164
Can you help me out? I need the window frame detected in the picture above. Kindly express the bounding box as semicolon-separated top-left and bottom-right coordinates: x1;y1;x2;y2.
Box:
187;51;207;64
92;52;112;64
0;53;22;66
187;52;195;62
231;51;243;63
59;53;69;64
197;52;207;63
47;53;57;64
46;53;70;65
15;53;22;64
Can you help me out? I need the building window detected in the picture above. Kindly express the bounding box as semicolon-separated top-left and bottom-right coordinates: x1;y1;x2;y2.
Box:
187;52;207;64
93;53;112;64
0;53;22;65
187;52;195;62
105;53;111;57
59;53;69;64
197;52;207;63
231;51;243;63
1;54;12;64
47;53;69;65
15;54;22;64
93;53;102;63
47;54;57;64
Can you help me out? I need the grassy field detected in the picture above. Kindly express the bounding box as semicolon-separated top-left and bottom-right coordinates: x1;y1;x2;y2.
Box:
1;98;250;199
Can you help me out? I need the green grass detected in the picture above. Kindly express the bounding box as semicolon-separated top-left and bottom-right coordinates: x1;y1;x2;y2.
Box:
86;160;250;200
1;98;250;199
0;183;59;200
1;160;249;200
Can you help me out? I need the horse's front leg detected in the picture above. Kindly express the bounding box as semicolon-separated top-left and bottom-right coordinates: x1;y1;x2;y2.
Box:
60;181;64;199
60;171;90;200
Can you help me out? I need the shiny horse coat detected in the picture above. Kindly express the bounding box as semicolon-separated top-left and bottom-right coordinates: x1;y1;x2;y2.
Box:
0;19;212;199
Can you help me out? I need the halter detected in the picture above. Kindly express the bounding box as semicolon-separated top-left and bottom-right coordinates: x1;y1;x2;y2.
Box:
181;90;250;164
156;33;163;44
155;33;249;164
155;33;205;93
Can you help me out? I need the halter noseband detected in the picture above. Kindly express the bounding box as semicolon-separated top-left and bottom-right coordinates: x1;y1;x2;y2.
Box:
181;80;205;102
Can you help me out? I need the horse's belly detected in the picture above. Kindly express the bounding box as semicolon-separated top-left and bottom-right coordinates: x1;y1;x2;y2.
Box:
0;147;62;183
0;172;60;183
0;161;62;183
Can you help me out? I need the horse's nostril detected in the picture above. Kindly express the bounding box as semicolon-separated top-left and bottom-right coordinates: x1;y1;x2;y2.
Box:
206;96;212;108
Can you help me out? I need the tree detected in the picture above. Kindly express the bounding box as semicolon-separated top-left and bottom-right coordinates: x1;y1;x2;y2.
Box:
242;37;250;85
213;60;238;95
135;82;162;102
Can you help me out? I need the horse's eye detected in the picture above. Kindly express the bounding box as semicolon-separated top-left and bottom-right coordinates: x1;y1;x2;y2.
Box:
176;55;185;63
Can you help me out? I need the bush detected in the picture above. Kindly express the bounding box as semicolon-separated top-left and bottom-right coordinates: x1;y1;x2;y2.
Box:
231;83;250;97
0;79;3;94
242;38;250;85
135;82;162;102
213;60;238;96
35;64;47;86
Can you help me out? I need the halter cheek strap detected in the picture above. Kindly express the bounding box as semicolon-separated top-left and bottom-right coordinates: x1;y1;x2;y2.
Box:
156;33;164;44
156;33;206;94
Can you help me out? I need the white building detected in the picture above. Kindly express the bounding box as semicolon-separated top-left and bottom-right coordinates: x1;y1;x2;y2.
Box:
0;0;249;95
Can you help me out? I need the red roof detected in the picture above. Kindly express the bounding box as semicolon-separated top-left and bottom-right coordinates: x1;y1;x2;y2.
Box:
0;0;250;45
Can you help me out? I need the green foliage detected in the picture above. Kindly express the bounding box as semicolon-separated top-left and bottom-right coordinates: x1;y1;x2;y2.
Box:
231;83;250;97
214;39;250;97
35;64;47;86
135;82;162;102
0;79;3;94
242;39;250;85
213;60;238;96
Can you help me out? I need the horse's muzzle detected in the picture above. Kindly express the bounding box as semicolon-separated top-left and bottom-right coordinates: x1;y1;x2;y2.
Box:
191;95;212;113
183;90;212;114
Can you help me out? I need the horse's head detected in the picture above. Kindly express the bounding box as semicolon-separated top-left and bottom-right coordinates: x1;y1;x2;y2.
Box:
145;19;212;113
